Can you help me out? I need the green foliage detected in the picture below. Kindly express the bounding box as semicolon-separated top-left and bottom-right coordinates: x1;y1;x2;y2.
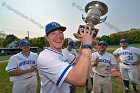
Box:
109;33;121;44
3;34;19;47
30;37;46;48
62;38;71;48
75;40;81;48
1;28;140;48
97;28;140;45
0;38;4;47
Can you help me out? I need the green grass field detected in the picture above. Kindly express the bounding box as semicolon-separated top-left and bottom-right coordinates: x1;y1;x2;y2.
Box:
0;46;140;93
0;61;140;93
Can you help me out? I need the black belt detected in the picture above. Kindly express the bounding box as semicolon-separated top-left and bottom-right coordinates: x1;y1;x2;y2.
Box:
122;62;132;65
26;75;34;79
96;73;106;78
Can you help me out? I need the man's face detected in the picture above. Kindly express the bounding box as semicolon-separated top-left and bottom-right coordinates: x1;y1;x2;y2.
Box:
98;44;107;52
20;44;30;52
45;30;64;50
120;42;128;48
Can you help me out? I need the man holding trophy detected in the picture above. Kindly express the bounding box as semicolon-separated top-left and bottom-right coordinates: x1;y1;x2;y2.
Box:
37;1;108;93
74;1;108;93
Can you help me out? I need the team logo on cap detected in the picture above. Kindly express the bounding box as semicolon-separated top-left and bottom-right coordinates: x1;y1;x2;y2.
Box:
50;22;60;27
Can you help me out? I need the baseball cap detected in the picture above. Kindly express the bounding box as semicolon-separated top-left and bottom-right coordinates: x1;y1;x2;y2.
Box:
68;40;75;48
19;40;30;47
120;39;128;43
98;41;108;46
45;22;66;36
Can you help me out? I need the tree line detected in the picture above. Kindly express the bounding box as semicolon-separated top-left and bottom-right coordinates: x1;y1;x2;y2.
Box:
0;28;140;48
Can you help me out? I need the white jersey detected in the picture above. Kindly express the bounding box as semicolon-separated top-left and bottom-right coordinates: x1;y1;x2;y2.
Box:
5;52;38;82
91;52;117;76
37;47;76;93
113;46;140;63
63;48;77;56
90;48;97;77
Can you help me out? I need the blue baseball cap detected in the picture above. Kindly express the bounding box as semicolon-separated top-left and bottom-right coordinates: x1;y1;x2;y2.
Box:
45;22;66;36
19;40;30;47
98;41;108;46
120;39;128;43
68;40;75;48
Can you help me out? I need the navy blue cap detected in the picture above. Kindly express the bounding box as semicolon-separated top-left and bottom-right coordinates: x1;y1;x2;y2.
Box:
120;39;128;43
45;22;66;36
99;41;108;45
19;40;30;47
68;40;75;48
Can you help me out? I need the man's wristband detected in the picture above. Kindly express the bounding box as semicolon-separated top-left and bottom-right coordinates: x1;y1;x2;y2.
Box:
82;43;92;49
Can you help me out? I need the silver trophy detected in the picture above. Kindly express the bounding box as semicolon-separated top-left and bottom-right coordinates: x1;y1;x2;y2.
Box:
74;1;108;39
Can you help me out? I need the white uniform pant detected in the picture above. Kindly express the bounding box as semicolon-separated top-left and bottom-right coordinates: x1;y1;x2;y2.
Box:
119;62;138;84
12;76;37;93
93;74;112;93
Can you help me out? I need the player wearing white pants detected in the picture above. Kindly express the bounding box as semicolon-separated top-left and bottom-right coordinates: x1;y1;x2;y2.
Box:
12;76;37;93
113;39;140;93
5;40;38;93
91;41;117;93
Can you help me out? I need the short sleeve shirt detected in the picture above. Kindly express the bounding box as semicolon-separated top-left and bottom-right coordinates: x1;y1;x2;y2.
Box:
5;52;38;81
37;48;76;93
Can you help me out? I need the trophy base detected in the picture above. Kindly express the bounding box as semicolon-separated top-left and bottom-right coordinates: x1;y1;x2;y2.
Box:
73;25;99;39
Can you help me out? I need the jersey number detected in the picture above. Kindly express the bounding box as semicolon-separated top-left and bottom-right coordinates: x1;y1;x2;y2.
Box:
127;56;133;60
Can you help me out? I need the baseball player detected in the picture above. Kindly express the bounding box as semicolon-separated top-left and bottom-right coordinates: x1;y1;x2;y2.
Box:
91;41;117;93
63;40;77;93
37;22;94;93
5;40;38;93
63;40;77;56
84;41;98;93
113;39;140;93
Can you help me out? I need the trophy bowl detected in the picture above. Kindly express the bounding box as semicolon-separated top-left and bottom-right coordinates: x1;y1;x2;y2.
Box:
74;1;108;39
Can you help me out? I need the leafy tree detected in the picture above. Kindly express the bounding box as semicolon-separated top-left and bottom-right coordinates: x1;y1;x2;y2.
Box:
75;40;81;49
0;38;4;47
62;38;71;48
30;37;46;48
100;35;110;44
109;33;121;45
3;34;19;47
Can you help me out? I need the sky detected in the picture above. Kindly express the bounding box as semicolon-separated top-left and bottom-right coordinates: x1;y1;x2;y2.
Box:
0;0;140;40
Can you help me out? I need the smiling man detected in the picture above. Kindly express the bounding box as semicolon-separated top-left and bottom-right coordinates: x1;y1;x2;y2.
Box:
5;40;38;93
91;40;117;93
37;22;94;93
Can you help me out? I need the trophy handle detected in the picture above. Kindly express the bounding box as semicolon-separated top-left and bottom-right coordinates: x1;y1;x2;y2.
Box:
99;16;107;23
82;14;86;22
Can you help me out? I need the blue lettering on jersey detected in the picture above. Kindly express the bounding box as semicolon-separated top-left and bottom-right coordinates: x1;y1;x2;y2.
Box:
99;59;110;63
119;52;133;60
127;56;133;60
19;60;36;67
119;52;132;55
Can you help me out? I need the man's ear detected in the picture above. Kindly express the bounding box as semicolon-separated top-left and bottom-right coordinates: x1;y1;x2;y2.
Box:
44;35;49;42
